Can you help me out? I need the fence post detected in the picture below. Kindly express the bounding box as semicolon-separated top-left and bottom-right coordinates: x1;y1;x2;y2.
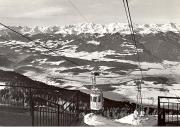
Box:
30;88;34;126
157;96;160;126
58;105;60;126
177;103;179;125
76;91;79;121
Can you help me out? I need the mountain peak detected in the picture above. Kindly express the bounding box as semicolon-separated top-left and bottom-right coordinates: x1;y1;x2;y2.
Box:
0;23;179;35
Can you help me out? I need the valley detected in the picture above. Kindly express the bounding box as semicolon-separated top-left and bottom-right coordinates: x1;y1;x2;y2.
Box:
0;23;180;106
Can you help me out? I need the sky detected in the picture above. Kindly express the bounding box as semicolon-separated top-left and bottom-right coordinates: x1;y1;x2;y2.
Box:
0;0;179;26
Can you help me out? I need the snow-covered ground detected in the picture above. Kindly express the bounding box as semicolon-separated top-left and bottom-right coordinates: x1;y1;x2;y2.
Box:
21;60;180;106
84;113;157;126
84;113;126;126
112;81;180;106
0;82;5;90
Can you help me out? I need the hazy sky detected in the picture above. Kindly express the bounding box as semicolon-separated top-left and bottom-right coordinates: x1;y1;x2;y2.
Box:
0;0;179;26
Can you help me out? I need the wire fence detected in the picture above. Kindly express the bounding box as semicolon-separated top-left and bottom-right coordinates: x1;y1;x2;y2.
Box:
158;96;180;126
0;84;82;126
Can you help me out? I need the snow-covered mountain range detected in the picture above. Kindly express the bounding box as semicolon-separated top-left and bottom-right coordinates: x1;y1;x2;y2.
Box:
1;23;180;35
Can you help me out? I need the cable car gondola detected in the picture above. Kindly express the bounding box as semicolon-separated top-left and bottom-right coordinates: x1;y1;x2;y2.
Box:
90;71;103;111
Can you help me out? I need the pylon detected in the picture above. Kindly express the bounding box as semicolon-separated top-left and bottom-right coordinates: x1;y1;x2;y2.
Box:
135;80;143;115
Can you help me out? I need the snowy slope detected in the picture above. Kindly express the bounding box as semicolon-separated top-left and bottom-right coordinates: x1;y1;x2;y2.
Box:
84;113;157;126
84;113;126;126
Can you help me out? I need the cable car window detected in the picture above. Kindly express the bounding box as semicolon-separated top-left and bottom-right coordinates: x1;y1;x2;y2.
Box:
98;96;101;102
90;96;92;101
93;97;97;102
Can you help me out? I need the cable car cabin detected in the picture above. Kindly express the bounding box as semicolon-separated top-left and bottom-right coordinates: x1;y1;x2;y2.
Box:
90;87;103;111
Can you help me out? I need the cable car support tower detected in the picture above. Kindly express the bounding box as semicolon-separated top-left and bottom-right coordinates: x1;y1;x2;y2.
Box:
122;0;144;116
